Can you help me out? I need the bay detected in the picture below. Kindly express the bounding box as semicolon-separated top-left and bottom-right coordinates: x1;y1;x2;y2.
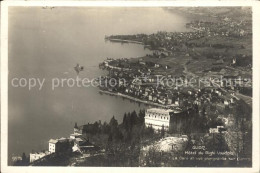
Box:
8;7;190;161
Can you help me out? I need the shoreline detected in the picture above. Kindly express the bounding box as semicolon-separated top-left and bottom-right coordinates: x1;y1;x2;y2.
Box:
106;38;144;45
99;89;169;109
106;38;153;49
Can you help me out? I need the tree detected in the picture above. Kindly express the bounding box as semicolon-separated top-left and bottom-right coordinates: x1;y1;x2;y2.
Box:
109;116;118;132
130;111;138;129
138;109;145;125
101;121;110;134
22;152;26;162
161;125;165;138
122;113;127;129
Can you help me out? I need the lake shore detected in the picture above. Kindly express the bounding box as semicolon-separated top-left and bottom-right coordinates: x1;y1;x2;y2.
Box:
106;38;144;44
99;89;169;109
106;38;153;49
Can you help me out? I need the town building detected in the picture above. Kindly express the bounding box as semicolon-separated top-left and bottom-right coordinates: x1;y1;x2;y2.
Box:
49;139;58;153
73;122;86;135
71;123;84;138
29;151;50;163
72;136;97;153
145;107;196;133
71;123;98;153
144;108;173;131
49;137;72;153
209;126;226;134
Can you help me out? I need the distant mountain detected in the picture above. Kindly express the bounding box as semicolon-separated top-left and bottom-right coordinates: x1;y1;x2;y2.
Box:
164;7;251;21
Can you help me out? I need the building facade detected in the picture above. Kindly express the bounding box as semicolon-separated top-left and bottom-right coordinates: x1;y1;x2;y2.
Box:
145;107;196;134
144;108;173;131
29;151;49;163
49;139;58;153
49;138;72;153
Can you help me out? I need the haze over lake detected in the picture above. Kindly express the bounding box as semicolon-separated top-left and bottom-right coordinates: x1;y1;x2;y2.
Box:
8;7;190;161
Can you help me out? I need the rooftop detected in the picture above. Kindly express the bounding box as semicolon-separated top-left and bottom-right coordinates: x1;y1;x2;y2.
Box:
49;139;58;144
59;137;67;141
75;138;84;142
49;137;69;144
147;108;174;113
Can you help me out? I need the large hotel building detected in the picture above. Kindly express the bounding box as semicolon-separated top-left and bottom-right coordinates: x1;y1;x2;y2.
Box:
144;108;173;131
145;107;194;133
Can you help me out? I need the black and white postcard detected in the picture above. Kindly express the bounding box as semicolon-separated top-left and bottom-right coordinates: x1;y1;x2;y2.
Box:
1;1;259;173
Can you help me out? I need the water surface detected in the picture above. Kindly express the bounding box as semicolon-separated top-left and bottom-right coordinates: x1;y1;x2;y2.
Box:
8;7;190;161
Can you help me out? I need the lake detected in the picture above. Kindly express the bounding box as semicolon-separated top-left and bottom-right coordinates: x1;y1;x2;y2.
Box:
8;7;190;162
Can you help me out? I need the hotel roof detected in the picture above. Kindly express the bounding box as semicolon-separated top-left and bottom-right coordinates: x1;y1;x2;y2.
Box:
147;108;173;113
